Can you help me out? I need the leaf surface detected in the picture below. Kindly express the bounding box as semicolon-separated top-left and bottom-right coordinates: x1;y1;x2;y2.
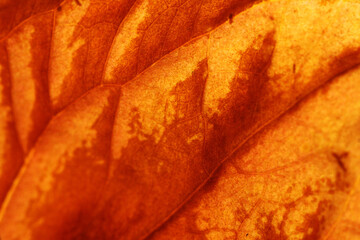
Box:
149;49;360;240
0;0;360;240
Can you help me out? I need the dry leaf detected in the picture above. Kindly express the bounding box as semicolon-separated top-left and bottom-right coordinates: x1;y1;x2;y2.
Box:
0;0;360;239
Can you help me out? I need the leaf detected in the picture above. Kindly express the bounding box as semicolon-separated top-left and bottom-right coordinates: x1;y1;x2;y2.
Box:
0;0;360;240
0;0;259;210
0;0;64;39
149;56;360;240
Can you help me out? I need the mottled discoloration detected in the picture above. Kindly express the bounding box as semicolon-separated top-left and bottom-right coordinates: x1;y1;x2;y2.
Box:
150;47;360;240
6;12;53;153
203;31;275;172
7;25;37;152
111;36;209;160
104;0;259;85
0;43;24;206
2;1;360;240
0;86;120;240
80;59;209;240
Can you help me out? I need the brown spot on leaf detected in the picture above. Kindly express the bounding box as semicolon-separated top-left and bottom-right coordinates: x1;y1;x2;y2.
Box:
255;211;288;240
204;31;276;172
300;200;329;240
316;46;360;96
228;13;234;24
331;151;348;172
75;0;82;6
74;60;209;239
52;0;137;111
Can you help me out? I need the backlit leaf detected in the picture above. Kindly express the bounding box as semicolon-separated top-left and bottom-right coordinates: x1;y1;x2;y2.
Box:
0;0;360;239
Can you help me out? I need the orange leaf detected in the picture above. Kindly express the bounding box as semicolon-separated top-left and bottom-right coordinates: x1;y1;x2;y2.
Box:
150;54;360;240
0;0;360;239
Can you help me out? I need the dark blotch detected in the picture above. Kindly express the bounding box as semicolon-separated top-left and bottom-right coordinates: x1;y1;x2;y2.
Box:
203;31;276;172
331;152;348;172
75;0;82;6
228;13;233;24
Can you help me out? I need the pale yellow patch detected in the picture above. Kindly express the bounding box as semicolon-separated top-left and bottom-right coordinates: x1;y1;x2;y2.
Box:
112;36;208;159
165;95;176;125
186;133;202;144
0;88;111;240
195;215;210;230
41;118;98;193
104;0;149;81
190;65;360;240
157;161;164;173
194;167;253;234
206;230;235;240
0;64;12;176
283;199;319;239
267;0;360;94
7;24;36;151
49;0;90;105
204;7;274;117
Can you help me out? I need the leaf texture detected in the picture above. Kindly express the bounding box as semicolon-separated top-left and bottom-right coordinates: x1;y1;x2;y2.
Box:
149;50;360;240
0;0;360;240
